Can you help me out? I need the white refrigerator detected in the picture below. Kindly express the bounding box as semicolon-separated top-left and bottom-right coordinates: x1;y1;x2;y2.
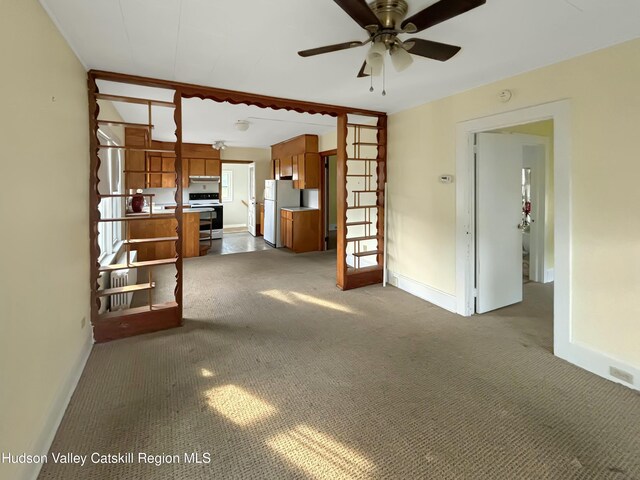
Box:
264;180;300;247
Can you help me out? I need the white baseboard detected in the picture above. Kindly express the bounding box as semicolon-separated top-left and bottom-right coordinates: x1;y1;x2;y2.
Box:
224;223;247;229
387;271;457;313
25;333;93;480
556;341;639;392
544;268;555;283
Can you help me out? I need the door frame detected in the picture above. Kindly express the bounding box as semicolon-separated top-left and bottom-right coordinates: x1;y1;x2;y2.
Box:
518;135;549;283
247;162;257;236
320;148;337;251
455;100;571;358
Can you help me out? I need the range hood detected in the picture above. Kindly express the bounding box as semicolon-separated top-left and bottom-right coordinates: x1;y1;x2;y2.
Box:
189;175;220;184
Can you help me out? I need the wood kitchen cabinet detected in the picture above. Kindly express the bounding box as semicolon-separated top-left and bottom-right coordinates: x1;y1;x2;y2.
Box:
125;128;223;189
280;208;320;253
189;158;205;176
162;157;176;188
128;212;201;261
259;203;264;236
271;134;319;182
293;153;320;189
124;128;148;190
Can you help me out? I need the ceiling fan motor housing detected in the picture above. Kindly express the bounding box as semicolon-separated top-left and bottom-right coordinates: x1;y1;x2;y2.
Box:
369;0;409;29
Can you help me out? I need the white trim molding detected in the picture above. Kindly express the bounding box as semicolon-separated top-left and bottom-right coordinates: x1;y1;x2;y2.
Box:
387;270;457;313
455;99;575;371
26;334;93;480
565;341;639;391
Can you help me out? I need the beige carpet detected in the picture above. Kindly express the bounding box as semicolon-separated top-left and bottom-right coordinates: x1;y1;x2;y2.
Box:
40;250;639;479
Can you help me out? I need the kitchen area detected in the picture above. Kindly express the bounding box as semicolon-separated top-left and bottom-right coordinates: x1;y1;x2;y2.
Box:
122;129;324;263
95;84;333;318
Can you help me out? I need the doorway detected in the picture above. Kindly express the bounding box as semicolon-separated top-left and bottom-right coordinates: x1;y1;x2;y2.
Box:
322;153;338;250
455;100;572;360
474;129;552;314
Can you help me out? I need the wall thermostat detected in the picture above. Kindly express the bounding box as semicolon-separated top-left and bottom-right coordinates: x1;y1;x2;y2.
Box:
439;175;454;184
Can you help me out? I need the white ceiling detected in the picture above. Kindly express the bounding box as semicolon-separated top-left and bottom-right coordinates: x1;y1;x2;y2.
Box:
97;80;339;147
44;0;640;117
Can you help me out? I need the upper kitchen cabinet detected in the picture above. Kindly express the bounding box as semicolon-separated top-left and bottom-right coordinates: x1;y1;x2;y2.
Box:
124;128;148;190
271;134;319;188
124;127;222;189
293;153;320;189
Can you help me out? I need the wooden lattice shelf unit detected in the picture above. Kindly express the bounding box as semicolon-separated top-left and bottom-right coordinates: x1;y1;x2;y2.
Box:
89;69;387;342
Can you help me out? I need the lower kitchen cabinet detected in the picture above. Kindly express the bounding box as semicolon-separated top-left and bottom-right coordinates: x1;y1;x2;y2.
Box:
128;212;200;261
280;208;320;253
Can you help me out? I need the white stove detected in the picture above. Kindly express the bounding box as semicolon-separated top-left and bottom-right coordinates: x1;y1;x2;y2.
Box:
188;192;223;240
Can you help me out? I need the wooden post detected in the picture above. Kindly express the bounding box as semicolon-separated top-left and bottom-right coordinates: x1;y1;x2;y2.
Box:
174;89;184;323
336;114;348;290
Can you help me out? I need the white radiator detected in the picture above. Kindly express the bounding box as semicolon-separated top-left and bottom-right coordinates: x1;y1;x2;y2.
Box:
109;251;138;311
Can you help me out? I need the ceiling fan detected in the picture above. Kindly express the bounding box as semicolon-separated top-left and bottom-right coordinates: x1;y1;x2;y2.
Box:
298;0;486;77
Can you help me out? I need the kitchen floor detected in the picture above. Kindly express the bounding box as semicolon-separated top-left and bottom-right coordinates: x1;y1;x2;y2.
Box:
207;232;269;256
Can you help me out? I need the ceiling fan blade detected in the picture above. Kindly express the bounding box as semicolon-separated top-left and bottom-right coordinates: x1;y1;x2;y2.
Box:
357;61;369;78
401;0;486;33
333;0;382;30
298;40;365;58
405;38;461;61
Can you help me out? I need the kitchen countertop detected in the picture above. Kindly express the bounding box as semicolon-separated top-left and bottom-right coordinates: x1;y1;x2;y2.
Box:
280;207;319;212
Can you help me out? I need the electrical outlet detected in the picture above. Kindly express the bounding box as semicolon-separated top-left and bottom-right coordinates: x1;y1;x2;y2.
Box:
609;366;633;385
81;316;86;329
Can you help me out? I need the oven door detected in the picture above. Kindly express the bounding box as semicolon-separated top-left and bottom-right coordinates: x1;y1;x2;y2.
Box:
211;206;223;230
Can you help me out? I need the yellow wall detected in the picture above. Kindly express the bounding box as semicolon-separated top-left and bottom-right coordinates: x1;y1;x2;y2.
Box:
387;37;640;367
0;1;92;479
491;120;555;269
221;147;271;202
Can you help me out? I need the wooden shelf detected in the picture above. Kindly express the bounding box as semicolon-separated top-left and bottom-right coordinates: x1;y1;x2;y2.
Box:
124;236;178;245
347;204;379;210
352;189;384;193
346;235;381;243
352;142;383;146
98;215;176;223
124;169;176;174
347;123;381;130
96;93;174;108
346;174;373;177
97;282;155;297
346;221;373;227
97;301;177;320
99;145;176;154
352;250;383;258
347;265;383;275
98;120;154;129
98;258;177;272
98;193;155;198
347;157;378;161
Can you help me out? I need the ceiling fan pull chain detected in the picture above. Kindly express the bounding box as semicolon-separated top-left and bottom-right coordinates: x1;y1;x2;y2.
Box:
369;72;374;93
382;62;387;96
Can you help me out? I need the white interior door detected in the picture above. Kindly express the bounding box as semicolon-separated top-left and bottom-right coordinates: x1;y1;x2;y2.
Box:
247;163;257;236
476;133;524;313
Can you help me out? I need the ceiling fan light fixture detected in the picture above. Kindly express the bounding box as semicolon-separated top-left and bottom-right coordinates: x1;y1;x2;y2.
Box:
212;140;227;151
365;41;386;77
390;44;413;72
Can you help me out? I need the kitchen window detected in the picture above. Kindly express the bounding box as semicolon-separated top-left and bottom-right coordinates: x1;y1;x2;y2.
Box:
221;170;233;202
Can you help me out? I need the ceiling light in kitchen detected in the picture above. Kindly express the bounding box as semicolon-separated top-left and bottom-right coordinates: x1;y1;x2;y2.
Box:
212;140;227;150
235;120;250;131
